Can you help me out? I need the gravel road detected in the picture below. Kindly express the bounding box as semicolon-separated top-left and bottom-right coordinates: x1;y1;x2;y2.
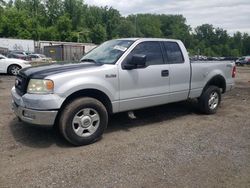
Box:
0;67;250;188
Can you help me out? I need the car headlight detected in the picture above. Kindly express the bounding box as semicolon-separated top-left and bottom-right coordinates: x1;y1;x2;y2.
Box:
27;79;54;94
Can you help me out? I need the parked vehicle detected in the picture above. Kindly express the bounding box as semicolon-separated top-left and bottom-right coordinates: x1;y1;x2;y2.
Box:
7;52;29;60
223;57;238;61
11;38;235;146
0;54;31;75
28;54;52;63
13;50;33;55
190;55;208;61
235;56;250;66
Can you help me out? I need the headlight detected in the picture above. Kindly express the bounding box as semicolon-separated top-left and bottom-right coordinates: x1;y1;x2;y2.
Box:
27;79;54;94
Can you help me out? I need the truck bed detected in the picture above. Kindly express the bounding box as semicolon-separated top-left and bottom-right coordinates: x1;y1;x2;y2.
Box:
189;60;235;98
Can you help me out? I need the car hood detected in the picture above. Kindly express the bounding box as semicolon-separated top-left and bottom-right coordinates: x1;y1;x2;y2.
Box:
19;62;103;79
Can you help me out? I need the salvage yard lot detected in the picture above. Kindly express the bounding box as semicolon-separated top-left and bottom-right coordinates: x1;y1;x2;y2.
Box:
0;67;250;187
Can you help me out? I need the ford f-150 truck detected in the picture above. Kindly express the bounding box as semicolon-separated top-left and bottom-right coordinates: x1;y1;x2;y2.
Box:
11;38;236;146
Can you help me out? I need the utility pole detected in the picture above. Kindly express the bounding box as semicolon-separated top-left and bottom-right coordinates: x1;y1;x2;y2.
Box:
135;15;137;37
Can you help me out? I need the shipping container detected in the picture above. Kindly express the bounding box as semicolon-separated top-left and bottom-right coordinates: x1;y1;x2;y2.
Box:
44;44;88;61
35;41;96;55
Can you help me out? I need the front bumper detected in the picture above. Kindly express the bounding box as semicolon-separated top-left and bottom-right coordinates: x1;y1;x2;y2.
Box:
11;87;60;126
12;101;58;126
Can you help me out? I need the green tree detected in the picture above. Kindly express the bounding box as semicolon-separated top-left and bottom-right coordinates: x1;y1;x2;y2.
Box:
115;19;135;38
103;6;121;39
39;26;59;40
64;0;86;30
128;14;162;37
90;24;107;44
56;14;72;41
44;0;63;25
242;33;250;55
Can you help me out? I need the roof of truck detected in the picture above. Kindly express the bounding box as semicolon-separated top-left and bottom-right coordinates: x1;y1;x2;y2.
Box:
118;38;181;42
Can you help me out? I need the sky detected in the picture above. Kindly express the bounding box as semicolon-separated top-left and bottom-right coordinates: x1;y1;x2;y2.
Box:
85;0;250;35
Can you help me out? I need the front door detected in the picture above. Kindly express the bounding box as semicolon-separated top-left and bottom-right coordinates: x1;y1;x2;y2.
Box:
119;41;170;112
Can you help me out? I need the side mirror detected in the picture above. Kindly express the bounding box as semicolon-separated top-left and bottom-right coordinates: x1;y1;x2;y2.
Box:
123;54;146;70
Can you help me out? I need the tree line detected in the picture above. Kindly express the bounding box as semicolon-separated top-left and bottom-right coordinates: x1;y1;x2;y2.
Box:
0;0;249;57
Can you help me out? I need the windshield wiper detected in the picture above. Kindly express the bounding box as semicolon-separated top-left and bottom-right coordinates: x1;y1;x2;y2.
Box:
81;58;98;64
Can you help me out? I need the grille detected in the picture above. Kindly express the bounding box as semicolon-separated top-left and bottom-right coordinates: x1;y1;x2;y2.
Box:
15;74;28;96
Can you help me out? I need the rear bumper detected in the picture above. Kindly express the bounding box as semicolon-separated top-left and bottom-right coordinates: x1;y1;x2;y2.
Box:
12;101;57;126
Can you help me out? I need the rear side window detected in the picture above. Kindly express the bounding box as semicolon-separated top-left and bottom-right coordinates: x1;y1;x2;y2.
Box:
163;42;184;64
125;41;164;66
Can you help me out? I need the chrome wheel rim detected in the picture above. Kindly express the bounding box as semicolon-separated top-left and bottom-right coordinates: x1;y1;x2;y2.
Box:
11;66;20;75
208;92;219;110
72;108;100;137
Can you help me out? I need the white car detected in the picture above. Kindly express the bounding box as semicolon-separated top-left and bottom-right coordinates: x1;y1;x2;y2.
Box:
0;54;31;75
29;54;52;63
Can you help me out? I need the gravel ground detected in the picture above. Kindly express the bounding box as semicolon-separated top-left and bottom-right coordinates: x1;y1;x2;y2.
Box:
0;67;250;188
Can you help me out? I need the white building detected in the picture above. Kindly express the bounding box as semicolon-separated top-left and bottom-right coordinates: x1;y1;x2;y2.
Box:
0;38;35;52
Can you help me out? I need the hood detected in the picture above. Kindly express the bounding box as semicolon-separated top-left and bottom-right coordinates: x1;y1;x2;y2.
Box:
19;62;103;79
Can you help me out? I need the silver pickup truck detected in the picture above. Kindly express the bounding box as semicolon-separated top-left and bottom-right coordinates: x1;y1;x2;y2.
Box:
11;38;236;145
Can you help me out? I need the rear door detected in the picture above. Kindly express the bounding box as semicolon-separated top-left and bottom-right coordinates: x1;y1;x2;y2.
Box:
162;41;191;102
119;41;170;112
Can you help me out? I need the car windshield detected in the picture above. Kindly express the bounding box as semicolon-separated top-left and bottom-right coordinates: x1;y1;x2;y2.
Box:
81;39;134;64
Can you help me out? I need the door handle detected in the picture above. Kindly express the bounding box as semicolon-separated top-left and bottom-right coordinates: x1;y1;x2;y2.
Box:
161;70;169;77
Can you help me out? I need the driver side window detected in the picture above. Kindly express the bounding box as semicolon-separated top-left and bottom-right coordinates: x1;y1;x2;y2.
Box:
124;41;164;66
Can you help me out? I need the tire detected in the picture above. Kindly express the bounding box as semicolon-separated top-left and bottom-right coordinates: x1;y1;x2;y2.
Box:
198;86;221;114
7;64;21;75
59;97;108;146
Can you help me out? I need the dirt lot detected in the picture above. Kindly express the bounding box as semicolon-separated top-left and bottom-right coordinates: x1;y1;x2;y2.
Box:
0;67;250;188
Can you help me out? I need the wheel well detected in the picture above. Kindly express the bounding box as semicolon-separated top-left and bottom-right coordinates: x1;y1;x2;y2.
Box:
204;75;226;93
7;64;21;71
60;89;113;114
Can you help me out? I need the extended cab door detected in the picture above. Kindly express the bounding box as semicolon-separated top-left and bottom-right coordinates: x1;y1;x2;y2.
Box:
162;41;191;102
118;41;170;112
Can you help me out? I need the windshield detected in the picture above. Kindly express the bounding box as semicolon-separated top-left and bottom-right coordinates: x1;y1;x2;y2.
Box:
81;39;134;64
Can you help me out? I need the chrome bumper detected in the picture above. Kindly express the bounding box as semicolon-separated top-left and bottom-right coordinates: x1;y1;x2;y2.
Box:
12;101;58;126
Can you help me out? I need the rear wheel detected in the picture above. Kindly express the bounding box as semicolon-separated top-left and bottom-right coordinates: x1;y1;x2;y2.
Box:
198;86;221;114
59;97;108;146
7;64;21;75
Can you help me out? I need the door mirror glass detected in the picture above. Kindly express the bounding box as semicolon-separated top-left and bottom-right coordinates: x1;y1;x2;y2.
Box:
123;54;146;70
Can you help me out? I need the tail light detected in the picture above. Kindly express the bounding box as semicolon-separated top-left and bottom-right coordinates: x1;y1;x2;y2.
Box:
232;66;236;78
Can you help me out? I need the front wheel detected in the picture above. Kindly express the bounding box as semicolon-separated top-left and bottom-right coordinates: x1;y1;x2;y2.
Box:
7;65;21;75
198;86;221;114
59;97;108;146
